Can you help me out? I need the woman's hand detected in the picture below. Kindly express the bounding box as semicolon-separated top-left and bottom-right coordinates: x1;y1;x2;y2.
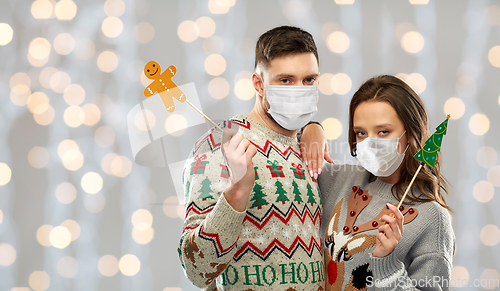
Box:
299;123;334;179
373;203;404;258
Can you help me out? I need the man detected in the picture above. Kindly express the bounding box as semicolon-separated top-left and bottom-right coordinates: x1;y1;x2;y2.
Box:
178;26;325;290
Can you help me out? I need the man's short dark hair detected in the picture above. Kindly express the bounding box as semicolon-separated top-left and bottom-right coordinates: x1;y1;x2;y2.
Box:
254;26;319;73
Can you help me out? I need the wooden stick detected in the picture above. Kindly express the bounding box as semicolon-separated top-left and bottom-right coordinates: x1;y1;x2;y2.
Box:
185;99;222;131
397;163;423;209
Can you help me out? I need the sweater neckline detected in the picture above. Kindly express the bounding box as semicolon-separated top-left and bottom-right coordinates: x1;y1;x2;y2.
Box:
368;178;397;200
235;114;299;146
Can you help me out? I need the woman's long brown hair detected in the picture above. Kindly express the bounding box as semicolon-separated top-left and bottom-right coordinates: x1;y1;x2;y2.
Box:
348;75;451;211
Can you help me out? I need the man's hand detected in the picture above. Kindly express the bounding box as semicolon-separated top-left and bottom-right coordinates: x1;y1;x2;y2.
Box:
221;126;258;212
300;123;334;180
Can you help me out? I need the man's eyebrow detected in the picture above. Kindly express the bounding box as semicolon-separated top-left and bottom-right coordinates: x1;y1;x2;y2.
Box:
306;73;320;78
274;74;295;78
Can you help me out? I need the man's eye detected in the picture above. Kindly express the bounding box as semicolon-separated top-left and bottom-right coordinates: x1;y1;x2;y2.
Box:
304;78;315;84
280;79;290;84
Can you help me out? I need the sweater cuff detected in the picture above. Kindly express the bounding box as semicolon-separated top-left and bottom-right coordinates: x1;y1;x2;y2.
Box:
370;251;405;287
204;192;246;238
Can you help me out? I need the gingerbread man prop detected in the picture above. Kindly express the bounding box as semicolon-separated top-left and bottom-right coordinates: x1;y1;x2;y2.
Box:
143;61;186;112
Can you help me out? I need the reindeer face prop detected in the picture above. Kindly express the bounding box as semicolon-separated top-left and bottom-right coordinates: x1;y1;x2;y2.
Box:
324;186;418;290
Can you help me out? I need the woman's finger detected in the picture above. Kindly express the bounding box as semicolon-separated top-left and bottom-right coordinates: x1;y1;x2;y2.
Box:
387;203;404;234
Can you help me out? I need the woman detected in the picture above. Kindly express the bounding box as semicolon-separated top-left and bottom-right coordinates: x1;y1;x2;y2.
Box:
301;75;454;290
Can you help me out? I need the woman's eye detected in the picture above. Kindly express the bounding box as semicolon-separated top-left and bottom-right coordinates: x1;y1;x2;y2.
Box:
356;131;365;137
379;130;389;136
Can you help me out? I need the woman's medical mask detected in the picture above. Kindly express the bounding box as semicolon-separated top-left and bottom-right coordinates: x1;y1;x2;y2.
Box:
356;131;408;177
264;84;319;130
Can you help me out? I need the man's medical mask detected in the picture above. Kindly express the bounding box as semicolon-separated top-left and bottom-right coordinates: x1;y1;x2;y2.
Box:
356;131;408;177
264;84;319;130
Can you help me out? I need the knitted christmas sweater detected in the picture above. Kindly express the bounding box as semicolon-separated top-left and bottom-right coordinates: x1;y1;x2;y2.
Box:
318;164;455;290
178;114;325;290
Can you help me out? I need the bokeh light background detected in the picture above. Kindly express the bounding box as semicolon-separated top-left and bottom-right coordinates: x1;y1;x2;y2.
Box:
0;0;499;290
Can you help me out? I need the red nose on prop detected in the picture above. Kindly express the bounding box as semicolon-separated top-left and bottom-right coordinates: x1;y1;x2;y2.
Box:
327;260;337;285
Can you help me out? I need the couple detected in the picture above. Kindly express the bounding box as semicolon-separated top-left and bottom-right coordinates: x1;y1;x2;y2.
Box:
177;26;454;291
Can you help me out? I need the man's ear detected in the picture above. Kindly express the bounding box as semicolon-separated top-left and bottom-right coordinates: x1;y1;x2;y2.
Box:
252;72;264;97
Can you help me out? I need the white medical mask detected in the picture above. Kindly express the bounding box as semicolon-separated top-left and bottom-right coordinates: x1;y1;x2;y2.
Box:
264;84;319;130
356;131;408;177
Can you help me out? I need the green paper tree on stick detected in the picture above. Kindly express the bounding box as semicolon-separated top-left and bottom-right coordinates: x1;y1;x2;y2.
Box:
414;115;449;168
397;115;450;209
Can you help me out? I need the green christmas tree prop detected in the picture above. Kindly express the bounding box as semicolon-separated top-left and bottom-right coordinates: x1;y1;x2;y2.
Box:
414;115;450;168
306;183;316;205
275;180;289;204
250;183;268;209
198;177;214;201
292;180;303;204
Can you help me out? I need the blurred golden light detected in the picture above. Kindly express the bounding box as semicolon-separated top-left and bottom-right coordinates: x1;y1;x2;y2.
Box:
444;97;465;120
62;148;84;171
401;31;424;54
36;225;54;247
94;126;115;147
215;0;236;6
469;113;490;136
0;23;14;46
64;84;85;105
409;0;429;4
203;36;224;55
477;146;498;168
97;50;119;72
29;271;50;291
0;163;12;186
39;67;57;89
111;155;132;177
456;76;476;97
11;288;31;291
405;73;426;94
205;54;226;76
57;256;78;278
82;103;101;126
33;103;55;125
488;165;500;187
10;85;31;106
31;0;54;19
98;255;119;276
163;196;182;218
64;105;85;128
53;33;75;55
49;71;71;93
134;22;155;44
488;46;500;67
208;77;229;99
486;5;500;26
177;20;199;42
318;73;335;95
61;220;80;241
326;31;350;54
132;226;155;245
10;72;31;89
322;118;343;140
104;0;125;16
74;39;95;60
131;209;153;230
334;0;355;3
334;73;352;95
101;153;118;175
28;146;49;169
28;37;51;67
164;288;182;291
165;114;188;136
473;181;495;203
0;210;3;225
480;224;500;246
28;92;50;113
196;16;216;38
49;226;71;249
208;0;230;14
395;22;416;40
119;254;141;276
0;243;16;266
81;172;103;194
55;0;77;21
57;139;79;159
234;78;254;100
451;266;469;285
55;182;77;204
84;193;105;213
480;269;500;290
135;109;156;131
102;16;123;38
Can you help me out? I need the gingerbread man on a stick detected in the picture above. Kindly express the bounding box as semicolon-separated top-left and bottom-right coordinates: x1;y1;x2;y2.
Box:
143;61;186;112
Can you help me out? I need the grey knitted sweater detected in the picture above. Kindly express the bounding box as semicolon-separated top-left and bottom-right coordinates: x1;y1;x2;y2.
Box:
318;163;455;290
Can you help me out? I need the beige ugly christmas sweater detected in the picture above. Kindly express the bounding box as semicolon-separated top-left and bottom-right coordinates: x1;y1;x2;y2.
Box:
178;114;325;290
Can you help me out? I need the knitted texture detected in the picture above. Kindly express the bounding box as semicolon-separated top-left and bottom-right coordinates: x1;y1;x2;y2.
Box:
178;115;325;290
318;163;455;291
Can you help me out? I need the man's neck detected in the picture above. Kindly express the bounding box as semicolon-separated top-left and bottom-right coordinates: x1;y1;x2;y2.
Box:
247;107;299;138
